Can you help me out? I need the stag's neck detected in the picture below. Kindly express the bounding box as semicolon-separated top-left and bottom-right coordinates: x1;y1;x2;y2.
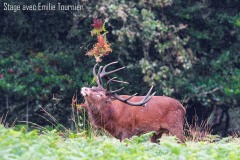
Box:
86;101;116;131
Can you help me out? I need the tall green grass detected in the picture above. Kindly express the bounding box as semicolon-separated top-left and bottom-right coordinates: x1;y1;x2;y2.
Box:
0;125;240;160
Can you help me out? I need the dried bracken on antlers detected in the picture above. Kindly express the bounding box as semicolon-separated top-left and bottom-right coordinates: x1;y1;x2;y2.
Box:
93;61;155;106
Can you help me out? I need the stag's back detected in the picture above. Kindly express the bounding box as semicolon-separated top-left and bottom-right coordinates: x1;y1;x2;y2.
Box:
111;95;185;141
112;95;185;115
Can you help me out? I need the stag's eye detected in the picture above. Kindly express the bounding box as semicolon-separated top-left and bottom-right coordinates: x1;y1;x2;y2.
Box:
96;94;103;98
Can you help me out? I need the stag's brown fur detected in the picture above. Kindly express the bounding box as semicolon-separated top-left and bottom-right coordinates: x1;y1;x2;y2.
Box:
82;87;185;143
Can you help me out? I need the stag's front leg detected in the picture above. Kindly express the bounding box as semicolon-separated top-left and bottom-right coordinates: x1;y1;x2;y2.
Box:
150;129;169;143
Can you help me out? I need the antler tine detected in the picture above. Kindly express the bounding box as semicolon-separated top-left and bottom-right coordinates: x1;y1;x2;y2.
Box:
93;63;98;77
141;91;156;104
112;86;155;106
107;77;117;90
100;61;125;78
114;93;138;101
93;61;127;88
101;66;125;77
97;66;103;86
106;77;125;95
107;87;125;95
141;86;154;101
109;78;129;84
144;86;156;102
97;66;103;75
103;61;119;68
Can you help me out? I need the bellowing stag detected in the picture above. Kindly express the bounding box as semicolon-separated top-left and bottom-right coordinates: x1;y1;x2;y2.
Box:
81;62;185;143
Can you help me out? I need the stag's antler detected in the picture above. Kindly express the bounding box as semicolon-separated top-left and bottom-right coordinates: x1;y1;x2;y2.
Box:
93;61;155;106
106;77;155;106
93;61;129;87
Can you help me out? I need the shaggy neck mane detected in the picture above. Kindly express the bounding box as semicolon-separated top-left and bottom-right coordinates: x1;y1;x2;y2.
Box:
86;100;116;133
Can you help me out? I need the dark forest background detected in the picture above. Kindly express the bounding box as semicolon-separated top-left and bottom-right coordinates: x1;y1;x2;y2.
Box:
0;0;239;136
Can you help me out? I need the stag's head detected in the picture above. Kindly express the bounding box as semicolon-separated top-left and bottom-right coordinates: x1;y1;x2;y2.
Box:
81;61;155;107
81;87;108;104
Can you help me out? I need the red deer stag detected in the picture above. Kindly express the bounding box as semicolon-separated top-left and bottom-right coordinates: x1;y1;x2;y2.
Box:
81;61;186;143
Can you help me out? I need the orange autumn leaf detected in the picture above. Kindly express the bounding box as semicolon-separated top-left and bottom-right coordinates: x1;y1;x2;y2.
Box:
86;34;112;62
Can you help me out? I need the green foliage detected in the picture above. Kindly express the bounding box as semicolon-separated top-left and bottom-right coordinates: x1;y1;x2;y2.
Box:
0;52;69;97
0;125;240;160
0;0;239;134
91;0;195;96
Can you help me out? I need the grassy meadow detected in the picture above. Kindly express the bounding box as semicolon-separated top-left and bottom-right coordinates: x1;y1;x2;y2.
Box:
0;125;240;160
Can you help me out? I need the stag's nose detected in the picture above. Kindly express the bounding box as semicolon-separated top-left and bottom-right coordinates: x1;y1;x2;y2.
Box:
81;87;89;96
